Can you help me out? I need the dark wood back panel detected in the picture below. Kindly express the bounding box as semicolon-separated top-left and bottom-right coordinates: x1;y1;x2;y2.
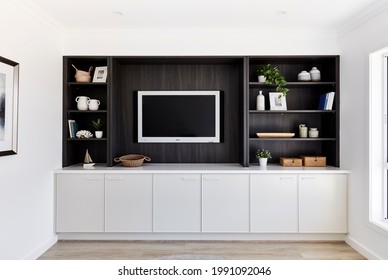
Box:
111;59;244;164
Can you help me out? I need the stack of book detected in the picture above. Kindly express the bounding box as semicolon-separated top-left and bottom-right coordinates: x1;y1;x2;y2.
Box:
68;120;78;138
318;92;335;110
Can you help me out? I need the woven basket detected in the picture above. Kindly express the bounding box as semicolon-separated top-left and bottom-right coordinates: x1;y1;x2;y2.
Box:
114;154;151;167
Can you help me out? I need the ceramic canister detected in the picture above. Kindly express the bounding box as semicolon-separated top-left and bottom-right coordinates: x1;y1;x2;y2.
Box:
309;128;319;138
299;124;308;138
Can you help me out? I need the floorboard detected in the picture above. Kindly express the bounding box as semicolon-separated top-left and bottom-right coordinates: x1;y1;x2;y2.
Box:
38;240;366;260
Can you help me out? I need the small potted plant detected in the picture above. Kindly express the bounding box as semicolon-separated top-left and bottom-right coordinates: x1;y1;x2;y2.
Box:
255;148;272;167
256;64;289;97
91;118;104;138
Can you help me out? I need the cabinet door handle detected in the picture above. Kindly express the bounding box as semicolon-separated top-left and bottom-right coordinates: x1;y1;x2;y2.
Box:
300;177;316;180
203;176;221;181
85;176;103;180
105;176;123;180
181;176;200;181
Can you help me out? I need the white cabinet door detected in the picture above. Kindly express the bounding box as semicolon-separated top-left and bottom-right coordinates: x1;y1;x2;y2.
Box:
202;174;249;232
153;174;201;232
250;174;298;232
105;174;153;232
56;173;105;232
299;174;347;233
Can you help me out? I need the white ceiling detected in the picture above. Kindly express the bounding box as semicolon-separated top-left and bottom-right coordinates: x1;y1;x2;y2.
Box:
20;0;383;31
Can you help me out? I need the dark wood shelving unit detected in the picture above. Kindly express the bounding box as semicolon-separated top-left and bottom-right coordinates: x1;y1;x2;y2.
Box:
62;55;339;168
246;55;339;166
63;56;111;167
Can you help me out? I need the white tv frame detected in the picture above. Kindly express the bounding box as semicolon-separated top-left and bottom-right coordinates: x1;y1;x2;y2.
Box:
137;90;221;143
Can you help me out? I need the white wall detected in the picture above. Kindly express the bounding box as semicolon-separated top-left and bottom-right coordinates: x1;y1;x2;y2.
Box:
0;2;63;259
64;27;339;55
340;9;388;259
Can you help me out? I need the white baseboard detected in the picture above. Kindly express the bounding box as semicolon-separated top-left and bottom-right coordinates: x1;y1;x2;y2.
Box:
23;234;58;260
345;235;382;260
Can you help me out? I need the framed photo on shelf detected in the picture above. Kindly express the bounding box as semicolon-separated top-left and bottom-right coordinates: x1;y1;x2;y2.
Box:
0;56;19;157
92;66;108;83
269;92;287;110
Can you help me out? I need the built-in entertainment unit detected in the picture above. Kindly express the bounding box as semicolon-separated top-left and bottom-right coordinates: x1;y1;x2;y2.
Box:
137;90;221;143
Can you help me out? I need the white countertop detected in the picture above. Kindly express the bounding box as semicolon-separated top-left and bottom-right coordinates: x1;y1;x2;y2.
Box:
55;163;350;174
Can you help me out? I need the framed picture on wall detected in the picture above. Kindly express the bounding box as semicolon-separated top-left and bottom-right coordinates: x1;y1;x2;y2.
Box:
92;66;108;83
269;92;287;110
0;56;19;157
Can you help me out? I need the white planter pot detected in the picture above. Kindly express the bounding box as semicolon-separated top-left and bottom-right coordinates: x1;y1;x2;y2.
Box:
259;158;268;167
95;131;103;138
258;75;266;83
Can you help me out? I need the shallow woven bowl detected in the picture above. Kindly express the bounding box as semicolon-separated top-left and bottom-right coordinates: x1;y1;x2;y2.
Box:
114;154;151;167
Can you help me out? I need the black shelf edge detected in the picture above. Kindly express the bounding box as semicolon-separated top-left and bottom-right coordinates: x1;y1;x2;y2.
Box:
67;82;108;86
67;110;108;113
67;138;108;141
249;138;336;141
249;110;335;114
249;81;336;87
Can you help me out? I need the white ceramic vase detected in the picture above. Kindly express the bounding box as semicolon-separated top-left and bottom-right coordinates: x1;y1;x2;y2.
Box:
310;67;321;81
75;96;90;111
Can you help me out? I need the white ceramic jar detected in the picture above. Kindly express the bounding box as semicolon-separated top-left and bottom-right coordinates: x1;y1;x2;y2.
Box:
309;67;321;81
88;99;100;111
309;128;319;138
75;96;90;111
299;124;308;138
297;71;311;81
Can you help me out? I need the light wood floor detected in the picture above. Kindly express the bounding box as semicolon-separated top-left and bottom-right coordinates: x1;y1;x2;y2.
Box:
38;240;366;260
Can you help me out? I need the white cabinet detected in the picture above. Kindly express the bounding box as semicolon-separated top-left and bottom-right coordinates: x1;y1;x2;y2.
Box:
105;174;153;232
250;174;298;232
202;174;249;232
299;174;347;233
56;173;104;232
153;174;201;232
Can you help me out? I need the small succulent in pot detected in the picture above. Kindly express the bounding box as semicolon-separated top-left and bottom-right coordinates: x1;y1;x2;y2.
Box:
255;148;272;159
91;118;104;131
256;148;271;167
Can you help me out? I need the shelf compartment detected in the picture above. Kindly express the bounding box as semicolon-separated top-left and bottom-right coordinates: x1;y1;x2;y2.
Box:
249;81;336;87
249;110;335;114
249;138;336;141
67;138;107;141
67;110;108;114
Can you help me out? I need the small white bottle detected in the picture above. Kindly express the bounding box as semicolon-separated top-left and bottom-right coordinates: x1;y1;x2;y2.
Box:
257;90;265;111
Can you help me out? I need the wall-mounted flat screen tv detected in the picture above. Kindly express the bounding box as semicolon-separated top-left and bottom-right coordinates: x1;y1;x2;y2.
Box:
137;90;221;143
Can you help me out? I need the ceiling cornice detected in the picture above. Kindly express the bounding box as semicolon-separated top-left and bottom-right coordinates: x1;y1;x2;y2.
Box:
338;0;388;37
12;0;66;35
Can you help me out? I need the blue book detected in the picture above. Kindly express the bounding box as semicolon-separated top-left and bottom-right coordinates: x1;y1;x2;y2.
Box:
318;93;328;110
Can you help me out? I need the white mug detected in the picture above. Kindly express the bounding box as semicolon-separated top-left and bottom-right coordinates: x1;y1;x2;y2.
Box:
87;99;100;111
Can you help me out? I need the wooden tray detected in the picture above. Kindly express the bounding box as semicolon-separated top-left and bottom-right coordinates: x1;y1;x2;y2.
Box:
256;132;295;138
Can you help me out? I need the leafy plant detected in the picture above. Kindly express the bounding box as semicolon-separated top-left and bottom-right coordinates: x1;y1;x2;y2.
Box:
256;64;289;97
91;118;104;130
255;148;272;159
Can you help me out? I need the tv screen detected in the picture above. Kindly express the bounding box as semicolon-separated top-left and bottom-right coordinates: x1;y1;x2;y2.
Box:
137;91;221;143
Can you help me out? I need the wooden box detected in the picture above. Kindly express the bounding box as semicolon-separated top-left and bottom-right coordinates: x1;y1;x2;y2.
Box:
280;158;303;167
301;156;326;167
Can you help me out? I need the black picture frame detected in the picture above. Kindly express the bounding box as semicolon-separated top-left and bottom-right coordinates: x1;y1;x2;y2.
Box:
0;56;19;156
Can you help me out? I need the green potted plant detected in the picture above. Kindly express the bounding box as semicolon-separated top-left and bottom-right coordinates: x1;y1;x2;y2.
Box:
91;118;104;138
255;148;272;167
256;64;289;97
